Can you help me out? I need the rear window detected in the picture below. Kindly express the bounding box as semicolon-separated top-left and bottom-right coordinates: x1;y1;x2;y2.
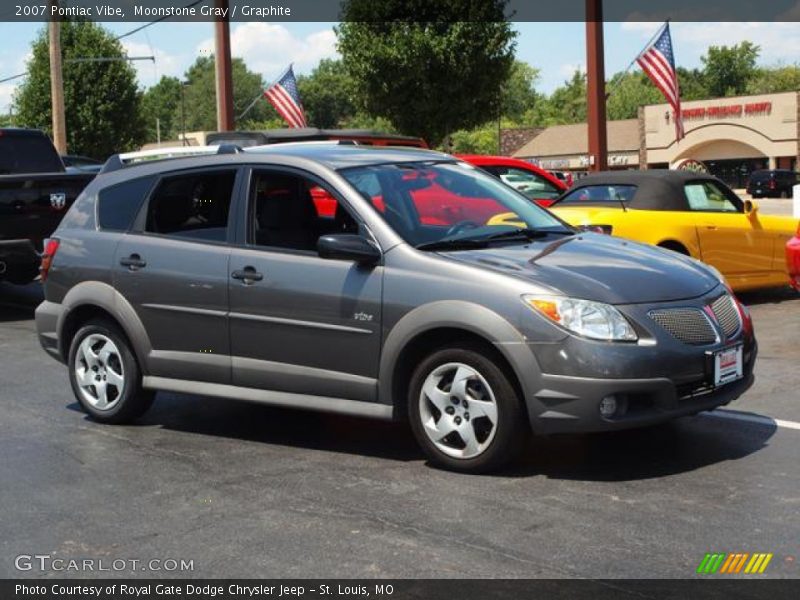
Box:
684;181;739;212
0;134;63;174
557;184;637;205
98;177;155;231
749;171;772;182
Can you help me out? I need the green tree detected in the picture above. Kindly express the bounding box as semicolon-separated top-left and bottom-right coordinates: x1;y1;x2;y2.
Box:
701;41;760;97
181;55;275;132
527;69;586;126
675;67;710;101
297;59;356;128
336;0;516;146
14;20;144;158
747;64;800;94
606;72;664;120
141;76;182;142
501;61;540;123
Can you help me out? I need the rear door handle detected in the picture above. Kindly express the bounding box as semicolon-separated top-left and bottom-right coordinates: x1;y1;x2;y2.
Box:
120;254;147;269
705;225;718;230
231;266;263;283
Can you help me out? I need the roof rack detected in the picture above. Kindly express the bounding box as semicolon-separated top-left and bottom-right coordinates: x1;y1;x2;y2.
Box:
100;144;243;174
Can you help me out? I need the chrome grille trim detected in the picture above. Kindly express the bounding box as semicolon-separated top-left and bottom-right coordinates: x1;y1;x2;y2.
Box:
648;308;719;346
710;294;741;338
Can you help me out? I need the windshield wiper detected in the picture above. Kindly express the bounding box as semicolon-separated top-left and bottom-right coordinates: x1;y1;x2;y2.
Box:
415;238;489;251
479;227;573;243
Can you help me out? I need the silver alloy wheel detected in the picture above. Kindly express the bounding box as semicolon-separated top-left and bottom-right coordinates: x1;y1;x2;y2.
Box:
74;333;125;411
418;362;499;459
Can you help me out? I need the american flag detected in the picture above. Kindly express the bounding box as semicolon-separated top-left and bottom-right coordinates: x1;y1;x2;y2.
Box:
636;23;684;140
264;65;307;128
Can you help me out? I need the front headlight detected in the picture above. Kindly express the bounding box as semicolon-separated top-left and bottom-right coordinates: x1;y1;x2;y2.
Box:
522;295;638;342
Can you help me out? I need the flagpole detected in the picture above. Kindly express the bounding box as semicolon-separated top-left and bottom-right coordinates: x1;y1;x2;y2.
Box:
236;64;293;123
606;21;668;100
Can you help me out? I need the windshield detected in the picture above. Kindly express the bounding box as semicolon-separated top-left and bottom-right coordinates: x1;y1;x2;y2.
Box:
339;161;571;249
480;165;562;201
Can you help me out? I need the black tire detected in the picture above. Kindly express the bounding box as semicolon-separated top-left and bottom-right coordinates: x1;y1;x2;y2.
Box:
67;318;154;424
408;344;527;473
780;191;789;199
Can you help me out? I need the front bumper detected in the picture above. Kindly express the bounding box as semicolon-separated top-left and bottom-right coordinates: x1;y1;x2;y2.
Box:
520;288;758;434
527;349;756;434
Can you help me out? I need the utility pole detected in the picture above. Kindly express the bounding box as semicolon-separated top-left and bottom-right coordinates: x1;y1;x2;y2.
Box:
49;0;67;154
585;0;607;172
214;0;235;132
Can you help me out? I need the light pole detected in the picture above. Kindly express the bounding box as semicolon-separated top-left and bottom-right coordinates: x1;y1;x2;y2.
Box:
586;0;608;172
180;81;189;146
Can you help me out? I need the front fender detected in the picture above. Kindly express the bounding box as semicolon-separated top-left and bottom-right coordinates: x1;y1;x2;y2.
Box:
378;300;542;408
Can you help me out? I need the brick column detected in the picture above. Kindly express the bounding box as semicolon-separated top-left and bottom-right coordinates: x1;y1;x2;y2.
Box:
638;106;648;170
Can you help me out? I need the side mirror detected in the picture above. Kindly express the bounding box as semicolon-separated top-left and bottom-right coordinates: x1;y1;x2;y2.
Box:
744;199;759;217
318;234;381;265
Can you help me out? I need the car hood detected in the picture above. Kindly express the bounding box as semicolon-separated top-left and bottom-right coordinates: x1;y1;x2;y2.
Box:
438;233;720;304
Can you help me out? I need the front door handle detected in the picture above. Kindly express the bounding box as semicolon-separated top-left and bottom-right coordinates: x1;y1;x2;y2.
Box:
231;266;263;283
120;254;147;270
705;225;718;230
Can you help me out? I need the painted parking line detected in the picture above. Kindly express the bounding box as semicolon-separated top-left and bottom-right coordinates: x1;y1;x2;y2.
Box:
704;409;800;431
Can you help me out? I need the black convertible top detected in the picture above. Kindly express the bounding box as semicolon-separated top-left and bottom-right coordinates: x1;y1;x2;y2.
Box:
553;169;736;211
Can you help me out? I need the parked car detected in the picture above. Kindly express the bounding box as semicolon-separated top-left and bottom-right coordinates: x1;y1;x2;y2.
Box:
207;128;428;149
549;170;799;292
0;128;96;284
746;169;799;199
457;155;566;207
787;224;800;290
62;154;103;174
550;170;574;188
36;144;756;473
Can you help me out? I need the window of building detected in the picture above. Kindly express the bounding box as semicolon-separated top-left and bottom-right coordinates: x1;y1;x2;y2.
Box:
250;171;360;252
144;170;236;241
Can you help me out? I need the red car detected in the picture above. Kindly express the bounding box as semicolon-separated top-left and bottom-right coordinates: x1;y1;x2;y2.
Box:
457;155;567;207
787;223;800;289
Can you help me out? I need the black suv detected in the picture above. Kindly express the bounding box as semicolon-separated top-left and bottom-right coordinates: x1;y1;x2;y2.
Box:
747;169;799;199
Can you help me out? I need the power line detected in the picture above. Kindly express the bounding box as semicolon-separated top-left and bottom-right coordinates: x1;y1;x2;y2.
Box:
0;0;206;85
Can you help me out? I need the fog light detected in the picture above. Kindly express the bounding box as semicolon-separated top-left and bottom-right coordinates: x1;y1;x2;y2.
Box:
599;395;618;418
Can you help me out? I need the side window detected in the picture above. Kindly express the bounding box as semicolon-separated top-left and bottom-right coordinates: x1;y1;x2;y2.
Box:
250;171;360;253
98;176;154;231
684;181;739;213
145;170;236;241
483;166;561;201
558;185;637;205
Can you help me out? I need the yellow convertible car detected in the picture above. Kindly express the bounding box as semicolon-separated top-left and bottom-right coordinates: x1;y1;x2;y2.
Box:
547;170;798;292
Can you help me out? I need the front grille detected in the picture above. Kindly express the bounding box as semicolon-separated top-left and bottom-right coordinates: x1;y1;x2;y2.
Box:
710;294;741;338
649;308;718;345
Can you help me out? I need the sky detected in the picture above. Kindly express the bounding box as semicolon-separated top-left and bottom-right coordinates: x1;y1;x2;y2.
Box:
2;21;800;114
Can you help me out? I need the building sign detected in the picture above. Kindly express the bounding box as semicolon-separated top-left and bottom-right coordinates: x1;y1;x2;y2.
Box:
682;102;772;120
539;158;570;169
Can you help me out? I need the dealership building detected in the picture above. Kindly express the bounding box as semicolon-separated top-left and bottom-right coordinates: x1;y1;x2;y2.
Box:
510;91;800;188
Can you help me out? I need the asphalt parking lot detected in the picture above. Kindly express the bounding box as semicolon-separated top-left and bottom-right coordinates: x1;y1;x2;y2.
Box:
1;277;798;580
